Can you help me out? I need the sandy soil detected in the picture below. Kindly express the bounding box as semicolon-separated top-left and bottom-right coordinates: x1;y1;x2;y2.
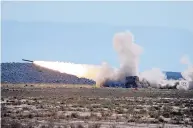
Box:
1;84;193;128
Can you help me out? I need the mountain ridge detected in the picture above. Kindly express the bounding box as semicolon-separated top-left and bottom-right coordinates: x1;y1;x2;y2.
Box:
1;63;184;84
1;63;95;84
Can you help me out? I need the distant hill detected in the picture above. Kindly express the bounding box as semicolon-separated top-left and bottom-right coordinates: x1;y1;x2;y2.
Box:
1;63;95;84
164;71;184;80
1;63;184;84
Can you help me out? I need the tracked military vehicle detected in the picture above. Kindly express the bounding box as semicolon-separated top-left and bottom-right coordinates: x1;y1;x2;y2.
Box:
102;76;141;88
125;76;140;88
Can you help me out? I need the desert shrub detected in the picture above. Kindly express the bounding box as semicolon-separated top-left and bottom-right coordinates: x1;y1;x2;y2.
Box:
60;102;64;105
126;107;134;114
136;105;143;110
149;111;160;119
82;115;90;120
154;106;159;110
139;109;147;115
89;107;95;112
40;122;55;128
77;124;85;128
88;123;101;128
90;112;97;118
28;113;33;119
162;106;172;112
172;117;181;124
158;116;165;123
101;111;112;118
101;102;113;109
162;112;170;118
40;125;47;128
110;124;117;128
92;105;100;108
115;108;124;114
76;108;84;112
10;121;23;128
60;106;67;111
149;106;157;112
59;125;68;128
12;100;22;105
72;104;79;108
71;112;79;118
127;117;136;122
69;124;76;128
158;123;165;128
78;104;84;108
171;111;182;116
133;114;143;120
25;122;36;128
39;105;44;109
3;113;8;117
23;107;30;111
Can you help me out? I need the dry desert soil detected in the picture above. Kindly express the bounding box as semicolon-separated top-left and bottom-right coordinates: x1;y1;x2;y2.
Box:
1;84;193;128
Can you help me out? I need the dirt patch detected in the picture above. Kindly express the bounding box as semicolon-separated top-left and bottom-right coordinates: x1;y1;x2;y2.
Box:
1;84;193;127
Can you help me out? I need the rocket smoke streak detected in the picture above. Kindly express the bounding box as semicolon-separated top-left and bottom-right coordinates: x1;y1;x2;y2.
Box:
33;61;101;80
33;31;192;90
34;31;143;86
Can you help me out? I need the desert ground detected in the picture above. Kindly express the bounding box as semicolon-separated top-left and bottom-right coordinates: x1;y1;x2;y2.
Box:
1;84;193;128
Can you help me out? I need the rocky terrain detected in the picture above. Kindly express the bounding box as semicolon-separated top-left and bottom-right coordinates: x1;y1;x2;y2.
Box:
1;63;95;85
1;63;192;127
1;63;183;86
1;84;193;128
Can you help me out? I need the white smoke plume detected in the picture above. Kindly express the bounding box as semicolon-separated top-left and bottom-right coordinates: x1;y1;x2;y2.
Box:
95;62;115;85
33;31;143;86
95;31;143;86
33;61;100;80
139;68;166;88
180;55;191;66
139;55;193;90
33;31;192;90
179;55;193;90
113;31;143;79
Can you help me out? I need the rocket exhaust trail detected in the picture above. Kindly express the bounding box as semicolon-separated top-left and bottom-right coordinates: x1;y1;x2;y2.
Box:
22;59;34;63
27;31;193;90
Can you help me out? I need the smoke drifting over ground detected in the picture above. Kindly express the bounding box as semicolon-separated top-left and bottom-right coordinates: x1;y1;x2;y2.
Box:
34;31;193;90
139;68;167;88
95;31;143;85
180;56;193;90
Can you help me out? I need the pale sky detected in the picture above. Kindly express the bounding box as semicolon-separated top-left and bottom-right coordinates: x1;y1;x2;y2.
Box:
1;1;193;72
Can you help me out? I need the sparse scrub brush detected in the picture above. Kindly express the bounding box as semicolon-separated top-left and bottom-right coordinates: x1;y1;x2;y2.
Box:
110;124;117;128
77;124;85;128
70;124;76;128
88;123;101;128
71;112;79;118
